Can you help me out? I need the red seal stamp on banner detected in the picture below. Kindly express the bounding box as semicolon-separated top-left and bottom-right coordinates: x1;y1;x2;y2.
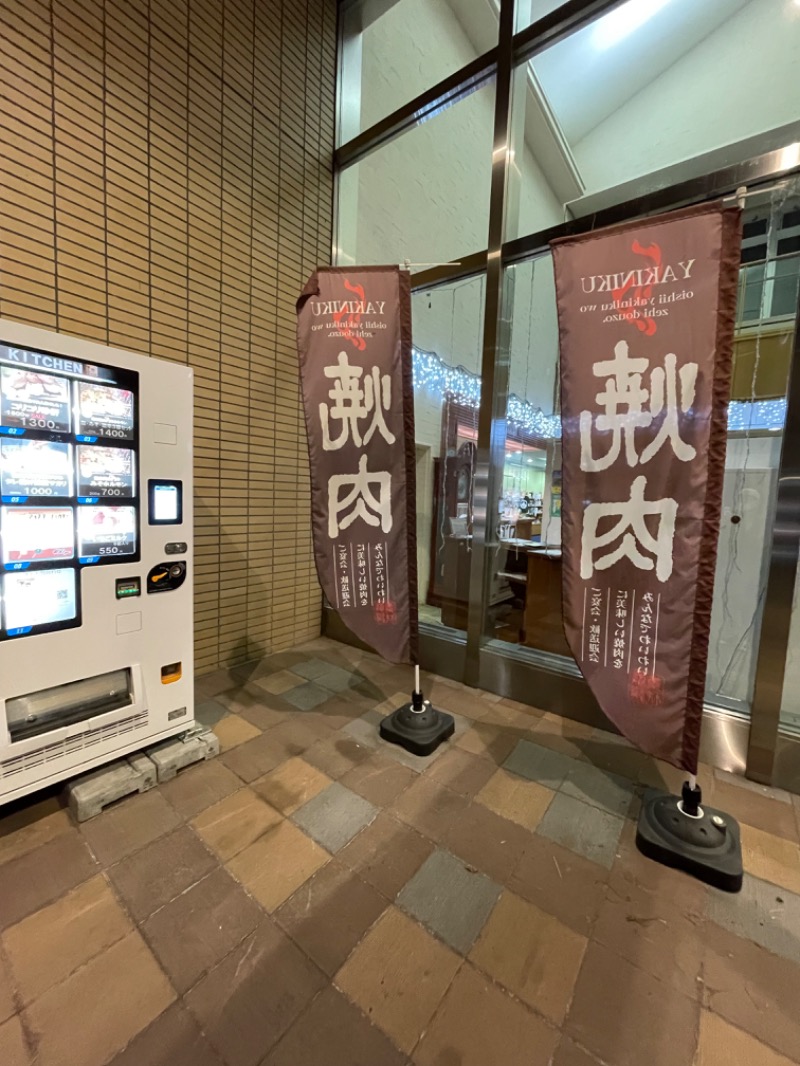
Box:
374;601;397;625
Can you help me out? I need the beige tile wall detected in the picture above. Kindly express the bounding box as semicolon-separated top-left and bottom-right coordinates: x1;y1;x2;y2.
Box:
0;0;336;674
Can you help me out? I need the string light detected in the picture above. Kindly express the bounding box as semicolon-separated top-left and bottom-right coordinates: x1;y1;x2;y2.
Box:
412;346;482;411
412;346;786;438
412;346;561;438
727;398;785;433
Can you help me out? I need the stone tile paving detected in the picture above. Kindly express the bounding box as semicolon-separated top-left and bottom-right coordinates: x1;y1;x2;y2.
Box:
396;848;501;953
0;635;799;1065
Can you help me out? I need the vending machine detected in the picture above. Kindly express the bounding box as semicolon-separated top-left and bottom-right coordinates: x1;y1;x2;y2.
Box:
0;320;194;804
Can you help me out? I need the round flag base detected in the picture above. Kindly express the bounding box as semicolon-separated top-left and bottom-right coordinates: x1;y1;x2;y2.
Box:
379;694;455;757
635;785;743;893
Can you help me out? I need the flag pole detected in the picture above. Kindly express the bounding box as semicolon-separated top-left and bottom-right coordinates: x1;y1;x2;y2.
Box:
549;200;744;892
379;658;455;757
636;761;742;891
377;264;455;758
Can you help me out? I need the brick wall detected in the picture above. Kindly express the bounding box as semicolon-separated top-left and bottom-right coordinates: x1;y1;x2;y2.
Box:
0;0;337;673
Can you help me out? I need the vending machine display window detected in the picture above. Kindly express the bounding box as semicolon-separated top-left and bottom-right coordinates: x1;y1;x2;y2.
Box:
77;446;135;499
77;505;137;561
0;439;74;498
0;342;139;641
2;567;79;635
0;506;75;565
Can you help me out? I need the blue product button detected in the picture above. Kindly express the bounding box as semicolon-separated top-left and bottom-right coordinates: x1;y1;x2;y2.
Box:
7;627;32;637
76;435;97;443
0;426;25;436
77;497;98;505
1;495;28;504
4;561;30;571
79;556;100;565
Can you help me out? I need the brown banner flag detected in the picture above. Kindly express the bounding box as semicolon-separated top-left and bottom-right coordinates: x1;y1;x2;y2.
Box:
551;202;742;772
297;266;418;665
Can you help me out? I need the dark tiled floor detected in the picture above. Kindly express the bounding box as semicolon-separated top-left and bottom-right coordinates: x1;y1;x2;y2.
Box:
1;637;800;1066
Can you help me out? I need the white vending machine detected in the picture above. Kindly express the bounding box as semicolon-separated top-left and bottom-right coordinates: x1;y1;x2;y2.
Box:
0;320;195;804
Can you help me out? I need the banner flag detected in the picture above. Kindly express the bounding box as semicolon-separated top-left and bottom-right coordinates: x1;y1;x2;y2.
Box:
551;203;742;772
297;266;418;665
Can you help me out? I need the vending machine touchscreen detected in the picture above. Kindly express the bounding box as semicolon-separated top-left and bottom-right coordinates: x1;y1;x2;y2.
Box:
0;322;194;805
0;349;139;638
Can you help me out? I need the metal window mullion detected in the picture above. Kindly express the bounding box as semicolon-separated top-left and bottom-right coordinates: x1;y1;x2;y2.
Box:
407;252;489;293
463;0;516;687
746;282;800;784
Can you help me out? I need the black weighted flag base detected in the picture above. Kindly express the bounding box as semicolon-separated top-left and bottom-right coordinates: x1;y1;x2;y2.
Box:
380;686;454;757
636;780;743;893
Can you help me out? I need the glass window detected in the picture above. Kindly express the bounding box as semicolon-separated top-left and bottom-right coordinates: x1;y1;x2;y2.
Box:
487;190;797;719
485;254;566;654
768;202;800;733
338;0;497;144
506;0;800;238
412;275;485;635
335;83;496;268
708;173;796;713
514;0;572;33
332;0;800;783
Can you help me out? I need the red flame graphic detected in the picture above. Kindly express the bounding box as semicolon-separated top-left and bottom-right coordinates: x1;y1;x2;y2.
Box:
333;278;368;351
611;240;662;337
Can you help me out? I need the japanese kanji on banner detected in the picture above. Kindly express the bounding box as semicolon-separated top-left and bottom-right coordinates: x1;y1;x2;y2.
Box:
551;202;742;772
296;266;418;664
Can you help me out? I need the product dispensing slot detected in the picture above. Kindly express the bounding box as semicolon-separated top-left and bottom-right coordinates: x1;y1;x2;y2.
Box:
161;662;182;684
5;668;134;743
